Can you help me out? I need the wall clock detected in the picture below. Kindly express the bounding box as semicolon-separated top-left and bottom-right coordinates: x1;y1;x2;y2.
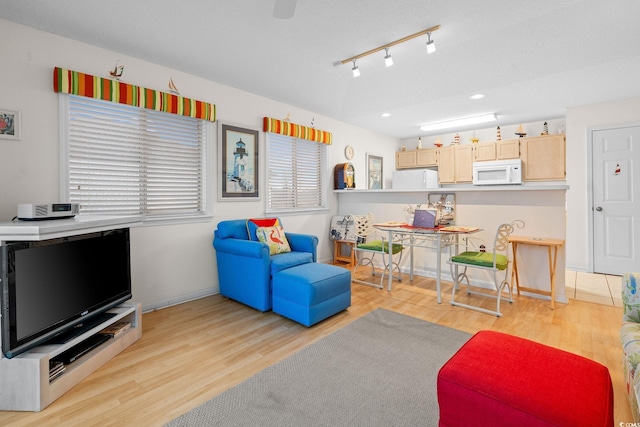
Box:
345;145;354;160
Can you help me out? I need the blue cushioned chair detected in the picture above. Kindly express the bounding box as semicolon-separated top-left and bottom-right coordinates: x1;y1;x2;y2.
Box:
213;219;318;311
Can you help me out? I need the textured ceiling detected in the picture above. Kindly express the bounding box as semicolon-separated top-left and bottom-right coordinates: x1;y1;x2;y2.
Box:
1;0;639;138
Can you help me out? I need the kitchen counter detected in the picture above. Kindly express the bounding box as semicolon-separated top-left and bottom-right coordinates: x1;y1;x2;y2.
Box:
334;183;569;193
337;185;568;305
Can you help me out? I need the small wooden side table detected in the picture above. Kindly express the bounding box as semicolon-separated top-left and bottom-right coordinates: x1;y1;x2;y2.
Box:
333;240;356;267
508;235;565;309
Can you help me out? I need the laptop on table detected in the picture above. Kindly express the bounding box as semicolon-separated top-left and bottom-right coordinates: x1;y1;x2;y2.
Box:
412;209;437;228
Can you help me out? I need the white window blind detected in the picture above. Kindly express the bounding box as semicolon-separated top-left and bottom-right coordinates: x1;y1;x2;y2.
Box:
266;133;327;212
62;95;207;218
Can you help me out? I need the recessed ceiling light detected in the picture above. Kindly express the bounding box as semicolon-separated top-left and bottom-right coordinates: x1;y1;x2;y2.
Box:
469;93;486;100
381;113;391;117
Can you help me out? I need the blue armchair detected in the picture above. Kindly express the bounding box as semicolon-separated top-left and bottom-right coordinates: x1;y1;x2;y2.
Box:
213;219;318;311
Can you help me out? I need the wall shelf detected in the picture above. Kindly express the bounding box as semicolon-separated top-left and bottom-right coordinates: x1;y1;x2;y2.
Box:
334;184;569;194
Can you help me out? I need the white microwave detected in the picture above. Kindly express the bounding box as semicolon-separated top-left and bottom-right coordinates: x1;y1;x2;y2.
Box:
473;159;523;185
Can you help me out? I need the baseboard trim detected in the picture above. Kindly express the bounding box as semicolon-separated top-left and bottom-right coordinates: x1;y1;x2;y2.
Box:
142;288;218;313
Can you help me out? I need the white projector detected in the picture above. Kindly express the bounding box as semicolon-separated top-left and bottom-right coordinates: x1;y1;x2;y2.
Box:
18;203;80;220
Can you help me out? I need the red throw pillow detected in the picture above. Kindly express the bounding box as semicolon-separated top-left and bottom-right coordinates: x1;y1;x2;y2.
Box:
246;218;280;241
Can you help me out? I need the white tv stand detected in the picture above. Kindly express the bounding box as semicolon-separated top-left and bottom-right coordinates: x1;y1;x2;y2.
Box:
0;216;143;411
0;303;142;411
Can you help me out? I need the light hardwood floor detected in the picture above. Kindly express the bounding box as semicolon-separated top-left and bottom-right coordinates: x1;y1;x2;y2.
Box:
0;268;631;426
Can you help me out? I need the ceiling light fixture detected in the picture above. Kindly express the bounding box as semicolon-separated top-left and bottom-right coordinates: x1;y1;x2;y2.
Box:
420;113;497;132
426;32;436;54
352;60;360;77
469;93;486;100
340;25;440;76
384;48;393;67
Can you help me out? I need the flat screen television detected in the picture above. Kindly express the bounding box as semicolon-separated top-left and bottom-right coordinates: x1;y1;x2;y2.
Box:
1;228;132;358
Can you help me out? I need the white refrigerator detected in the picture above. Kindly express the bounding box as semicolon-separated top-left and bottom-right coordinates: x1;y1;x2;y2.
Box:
391;169;439;190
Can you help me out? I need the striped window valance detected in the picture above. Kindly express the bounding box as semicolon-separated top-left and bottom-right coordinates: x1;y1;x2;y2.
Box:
53;67;216;122
263;117;332;145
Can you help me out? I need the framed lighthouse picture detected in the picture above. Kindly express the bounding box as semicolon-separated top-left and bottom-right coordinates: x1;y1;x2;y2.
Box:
219;123;260;200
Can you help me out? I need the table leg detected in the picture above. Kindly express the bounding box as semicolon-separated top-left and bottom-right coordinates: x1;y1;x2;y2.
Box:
548;246;558;310
511;242;520;296
436;234;442;304
387;229;393;292
409;236;414;282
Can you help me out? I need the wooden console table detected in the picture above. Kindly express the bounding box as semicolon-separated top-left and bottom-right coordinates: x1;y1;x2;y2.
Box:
509;235;565;309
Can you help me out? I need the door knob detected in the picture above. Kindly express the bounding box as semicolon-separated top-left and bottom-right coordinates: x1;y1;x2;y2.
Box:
595;207;603;211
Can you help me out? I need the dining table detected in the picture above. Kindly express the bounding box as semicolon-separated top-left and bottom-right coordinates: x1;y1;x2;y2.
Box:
373;223;482;303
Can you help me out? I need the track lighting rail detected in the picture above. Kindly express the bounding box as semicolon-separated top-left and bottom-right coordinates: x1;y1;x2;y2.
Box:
340;24;440;65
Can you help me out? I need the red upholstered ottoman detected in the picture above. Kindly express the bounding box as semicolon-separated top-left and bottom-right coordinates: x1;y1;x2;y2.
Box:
437;330;613;427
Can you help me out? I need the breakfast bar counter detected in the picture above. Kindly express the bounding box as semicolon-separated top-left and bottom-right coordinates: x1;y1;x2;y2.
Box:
337;186;568;305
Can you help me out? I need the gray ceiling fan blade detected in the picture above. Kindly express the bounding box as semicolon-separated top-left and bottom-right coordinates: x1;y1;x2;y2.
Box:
273;0;297;19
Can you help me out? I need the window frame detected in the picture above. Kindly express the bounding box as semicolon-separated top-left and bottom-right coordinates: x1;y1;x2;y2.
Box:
59;94;214;226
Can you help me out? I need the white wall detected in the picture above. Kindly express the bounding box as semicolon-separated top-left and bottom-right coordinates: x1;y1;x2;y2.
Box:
565;97;640;271
0;19;398;311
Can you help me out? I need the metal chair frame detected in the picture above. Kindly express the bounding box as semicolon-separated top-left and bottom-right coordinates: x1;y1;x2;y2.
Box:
351;213;404;289
448;220;525;316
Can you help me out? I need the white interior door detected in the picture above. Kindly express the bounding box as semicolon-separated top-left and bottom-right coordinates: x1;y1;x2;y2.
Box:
592;125;640;275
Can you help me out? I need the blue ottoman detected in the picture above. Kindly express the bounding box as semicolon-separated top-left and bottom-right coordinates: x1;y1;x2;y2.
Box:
272;263;351;327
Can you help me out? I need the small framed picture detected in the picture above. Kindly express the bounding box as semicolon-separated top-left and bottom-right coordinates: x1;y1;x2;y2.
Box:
218;122;260;200
367;154;383;189
0;109;21;140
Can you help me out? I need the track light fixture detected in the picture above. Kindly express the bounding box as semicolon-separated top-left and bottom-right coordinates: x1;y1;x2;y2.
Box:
340;24;440;76
426;32;436;54
352;60;360;77
384;48;393;67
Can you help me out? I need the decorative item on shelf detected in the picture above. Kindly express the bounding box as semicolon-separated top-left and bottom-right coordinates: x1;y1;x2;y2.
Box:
454;133;460;144
404;204;421;225
334;163;355;190
496;126;502;141
542;121;549;135
427;192;456;225
515;124;527;138
434;138;443;148
401;145;406;151
330;215;356;242
168;77;180;95
108;60;124;80
417;137;422;149
367;154;383;189
470;131;479;144
344;145;354;160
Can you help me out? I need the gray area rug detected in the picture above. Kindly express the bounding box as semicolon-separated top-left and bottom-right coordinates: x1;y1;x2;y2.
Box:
165;309;471;427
